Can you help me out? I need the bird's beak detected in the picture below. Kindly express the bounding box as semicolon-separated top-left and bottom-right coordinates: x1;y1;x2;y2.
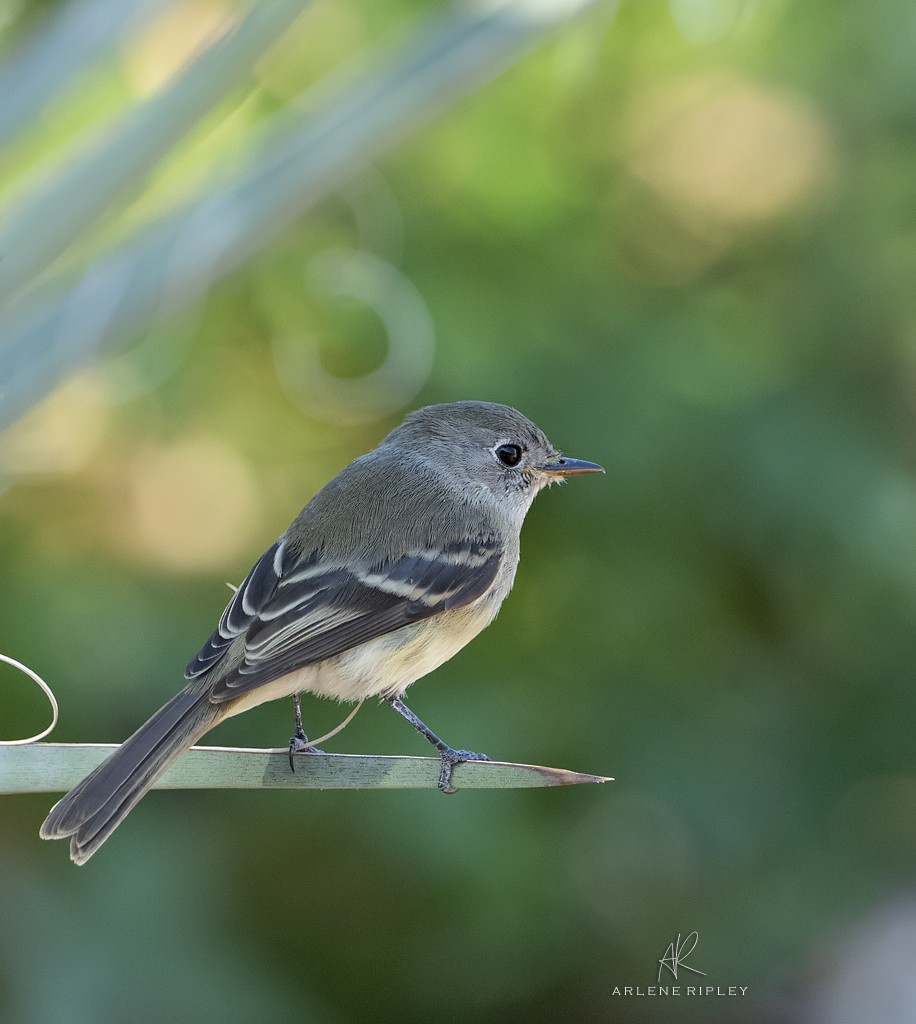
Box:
537;456;605;477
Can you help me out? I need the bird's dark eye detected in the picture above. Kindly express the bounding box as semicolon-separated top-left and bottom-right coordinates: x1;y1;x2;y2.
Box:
495;443;523;467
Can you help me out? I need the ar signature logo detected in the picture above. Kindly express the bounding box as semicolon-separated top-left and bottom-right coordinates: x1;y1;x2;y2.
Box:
658;932;708;983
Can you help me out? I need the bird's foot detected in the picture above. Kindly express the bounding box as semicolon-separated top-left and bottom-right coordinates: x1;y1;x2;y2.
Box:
288;731;325;772
437;747;491;794
288;691;324;771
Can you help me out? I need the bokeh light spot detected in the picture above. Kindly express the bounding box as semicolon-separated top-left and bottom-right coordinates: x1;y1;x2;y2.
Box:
118;434;263;572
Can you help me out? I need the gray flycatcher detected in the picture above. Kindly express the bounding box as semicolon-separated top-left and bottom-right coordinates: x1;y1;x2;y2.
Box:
41;401;603;863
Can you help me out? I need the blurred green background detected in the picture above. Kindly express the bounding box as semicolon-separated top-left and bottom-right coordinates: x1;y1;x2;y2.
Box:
3;0;916;1021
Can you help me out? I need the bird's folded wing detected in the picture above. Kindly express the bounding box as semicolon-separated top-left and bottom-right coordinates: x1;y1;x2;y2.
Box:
185;536;503;701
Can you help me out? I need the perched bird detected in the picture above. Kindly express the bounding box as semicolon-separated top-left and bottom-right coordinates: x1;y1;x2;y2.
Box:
41;401;602;863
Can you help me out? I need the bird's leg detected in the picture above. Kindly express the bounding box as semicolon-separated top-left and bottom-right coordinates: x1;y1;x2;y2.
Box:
385;696;491;794
288;692;323;771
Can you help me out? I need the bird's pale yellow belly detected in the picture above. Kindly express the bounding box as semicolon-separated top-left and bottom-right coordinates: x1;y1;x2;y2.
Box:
222;593;503;717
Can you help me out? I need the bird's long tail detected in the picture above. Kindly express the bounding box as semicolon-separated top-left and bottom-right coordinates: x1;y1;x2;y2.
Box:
40;685;221;865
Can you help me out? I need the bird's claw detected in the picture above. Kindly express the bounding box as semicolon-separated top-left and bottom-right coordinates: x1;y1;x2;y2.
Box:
288;732;324;772
437;748;491;794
